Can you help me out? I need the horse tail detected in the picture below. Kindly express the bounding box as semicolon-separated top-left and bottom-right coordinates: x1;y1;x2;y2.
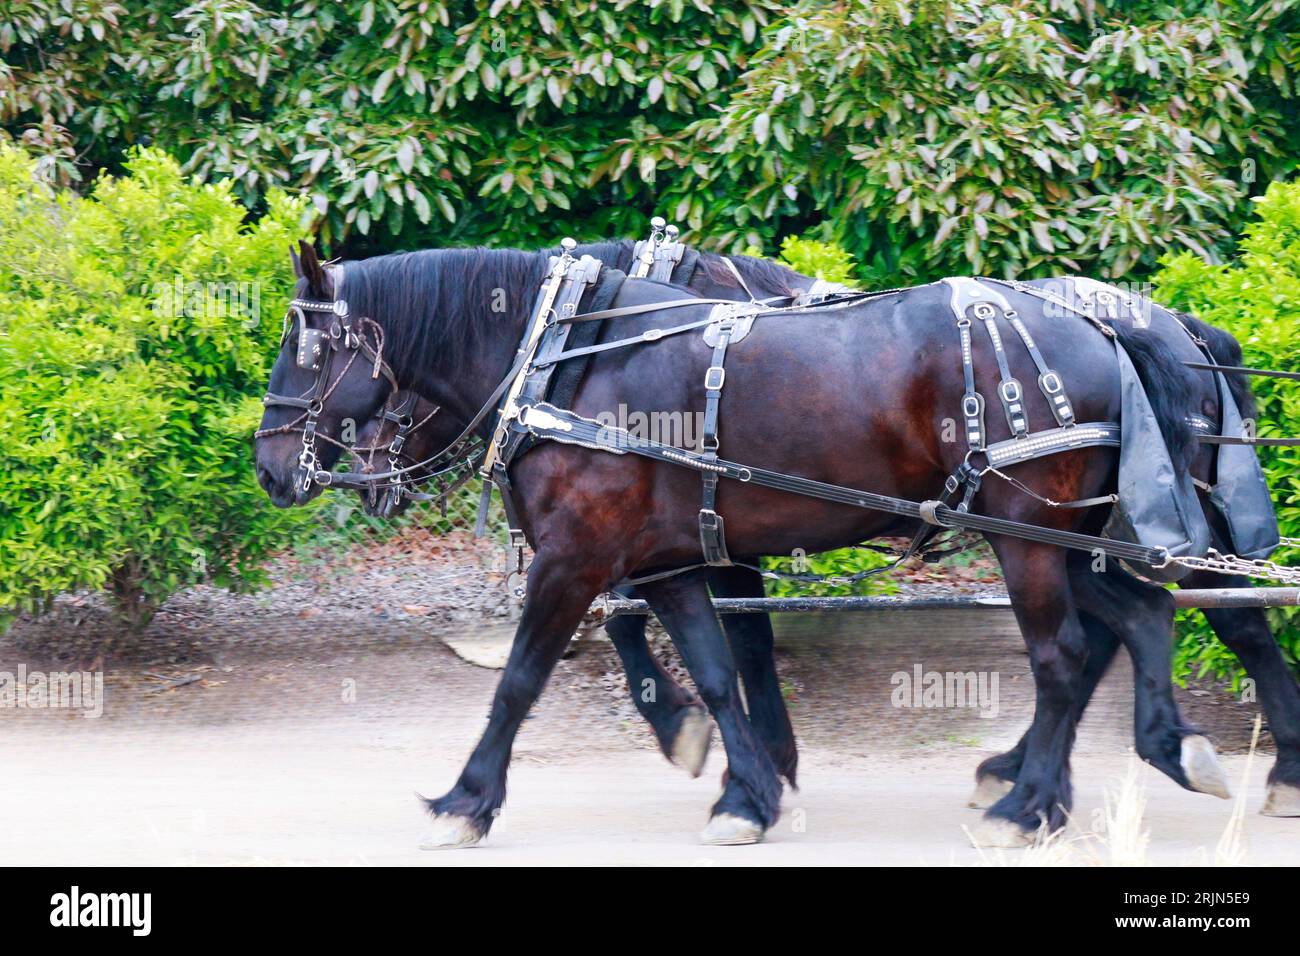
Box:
1108;321;1199;470
1174;310;1258;421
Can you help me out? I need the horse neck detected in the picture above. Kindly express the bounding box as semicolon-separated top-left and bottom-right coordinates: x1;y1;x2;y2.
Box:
401;250;540;433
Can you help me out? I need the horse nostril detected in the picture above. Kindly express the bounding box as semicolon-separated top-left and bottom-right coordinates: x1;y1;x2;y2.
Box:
256;465;275;492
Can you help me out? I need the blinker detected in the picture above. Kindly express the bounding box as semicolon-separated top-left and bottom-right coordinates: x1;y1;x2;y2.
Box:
298;325;328;370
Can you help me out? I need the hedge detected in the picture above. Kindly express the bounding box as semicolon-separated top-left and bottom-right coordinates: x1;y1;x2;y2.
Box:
0;146;317;629
1155;178;1300;685
2;1;1297;272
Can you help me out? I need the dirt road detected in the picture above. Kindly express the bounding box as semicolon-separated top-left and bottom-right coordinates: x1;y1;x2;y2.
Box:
3;533;1293;866
3;606;1296;865
3;712;1295;866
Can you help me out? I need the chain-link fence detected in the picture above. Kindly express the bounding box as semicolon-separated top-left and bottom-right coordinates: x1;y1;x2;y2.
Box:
293;481;508;564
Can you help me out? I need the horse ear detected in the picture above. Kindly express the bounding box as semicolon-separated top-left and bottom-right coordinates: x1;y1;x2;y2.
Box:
298;240;325;287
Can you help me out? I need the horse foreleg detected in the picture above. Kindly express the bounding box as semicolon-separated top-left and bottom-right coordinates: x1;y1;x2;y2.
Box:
970;539;1089;847
708;565;799;787
1185;570;1300;816
605;584;713;777
421;553;605;849
639;569;783;845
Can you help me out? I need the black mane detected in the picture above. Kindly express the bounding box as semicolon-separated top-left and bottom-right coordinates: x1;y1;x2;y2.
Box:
334;240;805;386
338;247;549;385
695;252;801;297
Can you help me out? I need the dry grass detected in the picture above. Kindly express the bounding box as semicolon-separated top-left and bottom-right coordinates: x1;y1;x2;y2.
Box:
969;717;1264;867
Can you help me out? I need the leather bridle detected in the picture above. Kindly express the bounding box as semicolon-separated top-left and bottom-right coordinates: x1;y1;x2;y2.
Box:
348;391;446;515
256;265;400;495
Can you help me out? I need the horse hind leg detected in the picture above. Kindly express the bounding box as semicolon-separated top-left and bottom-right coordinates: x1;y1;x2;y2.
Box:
1186;571;1300;816
969;539;1091;848
969;611;1121;809
606;585;713;777
639;569;783;845
1069;556;1230;799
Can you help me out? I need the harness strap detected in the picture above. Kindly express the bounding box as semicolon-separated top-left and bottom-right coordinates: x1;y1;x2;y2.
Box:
1183;360;1300;383
795;279;854;306
991;278;1117;339
1196;435;1300;447
956;315;985;453
514;401;1170;568
973;303;1029;439
720;256;761;305
481;244;586;476
649;228;685;282
699;317;735;566
1001;310;1075;427
558;296;752;324
530;314;726;368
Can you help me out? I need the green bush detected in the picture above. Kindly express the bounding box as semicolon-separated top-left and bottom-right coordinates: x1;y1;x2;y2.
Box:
3;1;1298;273
0;0;784;250
772;235;861;289
1155;179;1300;685
703;0;1299;283
0;145;316;630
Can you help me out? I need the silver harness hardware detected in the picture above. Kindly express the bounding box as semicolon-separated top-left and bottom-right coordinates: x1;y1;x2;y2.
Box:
257;263;399;495
629;216;686;282
282;222;1297;590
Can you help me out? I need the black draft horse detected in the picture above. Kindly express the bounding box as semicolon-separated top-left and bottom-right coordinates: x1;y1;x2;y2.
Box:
351;243;1300;822
257;243;1226;847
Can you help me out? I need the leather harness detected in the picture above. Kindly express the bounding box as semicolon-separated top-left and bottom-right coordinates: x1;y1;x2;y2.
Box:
265;226;1295;587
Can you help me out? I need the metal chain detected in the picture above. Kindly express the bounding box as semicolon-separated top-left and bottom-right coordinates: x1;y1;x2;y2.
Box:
1162;548;1300;585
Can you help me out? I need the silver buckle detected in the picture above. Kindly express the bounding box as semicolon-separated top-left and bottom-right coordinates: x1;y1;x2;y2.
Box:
704;366;726;391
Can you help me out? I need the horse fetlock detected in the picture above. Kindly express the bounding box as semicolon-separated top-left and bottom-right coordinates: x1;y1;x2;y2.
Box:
1134;726;1191;788
714;769;782;832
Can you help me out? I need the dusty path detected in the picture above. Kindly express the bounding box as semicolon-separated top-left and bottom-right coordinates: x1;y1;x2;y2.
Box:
2;609;1296;866
2;533;1292;866
2;712;1295;866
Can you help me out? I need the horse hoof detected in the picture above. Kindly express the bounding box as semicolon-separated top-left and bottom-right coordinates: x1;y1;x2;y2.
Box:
701;813;764;846
419;814;484;850
967;816;1035;848
967;775;1014;810
1181;735;1231;799
1261;782;1300;817
671;707;712;778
